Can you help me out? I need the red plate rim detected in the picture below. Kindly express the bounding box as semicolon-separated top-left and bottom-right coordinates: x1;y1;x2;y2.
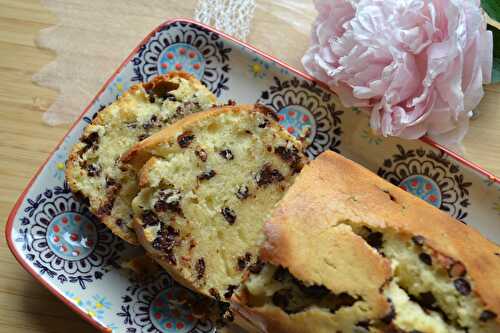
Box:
5;17;499;332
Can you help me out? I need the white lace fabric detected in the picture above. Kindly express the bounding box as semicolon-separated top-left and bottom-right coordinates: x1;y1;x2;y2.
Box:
195;0;256;41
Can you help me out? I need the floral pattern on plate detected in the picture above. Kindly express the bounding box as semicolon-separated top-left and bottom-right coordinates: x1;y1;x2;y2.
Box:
117;273;214;333
378;145;471;222
132;21;231;97
258;76;343;159
15;183;124;289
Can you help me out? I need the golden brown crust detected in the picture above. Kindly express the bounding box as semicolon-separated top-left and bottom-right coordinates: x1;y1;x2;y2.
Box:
66;71;214;245
257;151;500;325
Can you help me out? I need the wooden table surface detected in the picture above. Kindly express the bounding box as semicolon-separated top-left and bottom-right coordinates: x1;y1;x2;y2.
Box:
0;1;499;332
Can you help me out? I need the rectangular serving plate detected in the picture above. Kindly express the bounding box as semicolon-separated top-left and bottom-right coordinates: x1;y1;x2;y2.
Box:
6;18;500;332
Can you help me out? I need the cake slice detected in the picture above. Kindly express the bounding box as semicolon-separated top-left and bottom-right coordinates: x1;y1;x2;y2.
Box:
233;151;500;333
66;72;217;244
122;104;306;299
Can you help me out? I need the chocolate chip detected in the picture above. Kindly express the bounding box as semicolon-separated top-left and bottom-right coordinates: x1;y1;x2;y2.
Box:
258;118;269;128
224;285;238;299
154;189;182;214
411;235;425;246
152;225;180;255
153;200;175;213
144;80;179;100
235;185;249;200
221;207;236;225
148;95;155;103
195;258;205;280
237;256;249;271
418;292;437;309
273;266;288;282
209;288;221;301
272;289;291;309
82;131;99;146
454;278;471;295
448;261;466;278
142;115;158;130
195;149;207;162
219;149;234;160
256;164;284;187
479;310;497;322
80;131;99;154
105;178;117;187
381;299;396;324
274;145;303;173
198;170;216;181
419;253;432;266
86;164;101;177
236;253;252;271
366;232;384;250
142;210;160;227
115;218;123;227
177;131;195;148
226;99;236;106
248;259;264;274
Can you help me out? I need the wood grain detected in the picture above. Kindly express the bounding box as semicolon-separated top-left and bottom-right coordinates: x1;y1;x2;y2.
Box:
0;1;498;332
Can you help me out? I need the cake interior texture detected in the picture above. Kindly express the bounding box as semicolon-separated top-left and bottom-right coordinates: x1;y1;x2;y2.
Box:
66;72;216;243
131;105;305;300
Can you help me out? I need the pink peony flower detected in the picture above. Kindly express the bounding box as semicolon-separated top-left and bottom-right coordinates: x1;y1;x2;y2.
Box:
302;0;493;147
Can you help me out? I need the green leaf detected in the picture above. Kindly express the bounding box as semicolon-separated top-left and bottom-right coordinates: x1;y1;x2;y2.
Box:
490;25;500;83
493;58;500;83
483;0;500;23
492;25;500;57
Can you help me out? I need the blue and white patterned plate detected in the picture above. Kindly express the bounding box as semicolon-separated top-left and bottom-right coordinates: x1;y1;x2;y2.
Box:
6;19;500;332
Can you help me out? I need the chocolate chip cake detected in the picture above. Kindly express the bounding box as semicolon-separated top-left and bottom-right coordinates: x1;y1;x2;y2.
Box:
66;72;217;244
233;151;500;333
122;104;306;299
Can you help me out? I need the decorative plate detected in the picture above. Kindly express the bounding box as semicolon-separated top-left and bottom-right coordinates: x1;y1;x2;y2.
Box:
6;19;500;332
